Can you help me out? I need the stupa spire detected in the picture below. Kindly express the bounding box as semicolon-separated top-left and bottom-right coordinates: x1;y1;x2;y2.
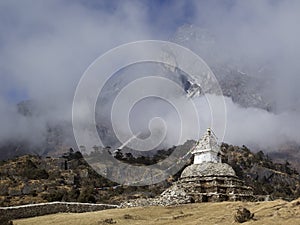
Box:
191;128;221;164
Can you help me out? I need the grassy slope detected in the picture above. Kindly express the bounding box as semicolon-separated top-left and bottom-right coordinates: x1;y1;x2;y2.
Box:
14;199;300;225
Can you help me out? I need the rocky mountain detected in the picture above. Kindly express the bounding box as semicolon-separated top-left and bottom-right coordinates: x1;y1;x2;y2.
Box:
0;24;297;171
171;24;274;111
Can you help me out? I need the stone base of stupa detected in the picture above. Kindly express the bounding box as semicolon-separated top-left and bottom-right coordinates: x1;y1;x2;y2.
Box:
160;177;254;204
121;164;254;207
158;162;254;204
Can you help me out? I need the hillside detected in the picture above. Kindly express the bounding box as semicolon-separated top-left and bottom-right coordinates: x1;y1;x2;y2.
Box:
1;142;300;207
221;143;300;200
0;148;171;207
13;198;300;225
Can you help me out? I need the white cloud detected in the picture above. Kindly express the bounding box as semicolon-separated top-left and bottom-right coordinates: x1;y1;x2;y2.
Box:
0;0;300;154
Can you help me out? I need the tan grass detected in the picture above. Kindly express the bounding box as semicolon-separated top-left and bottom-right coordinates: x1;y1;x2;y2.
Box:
14;199;300;225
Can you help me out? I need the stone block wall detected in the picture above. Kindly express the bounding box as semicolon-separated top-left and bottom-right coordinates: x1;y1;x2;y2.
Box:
0;202;119;220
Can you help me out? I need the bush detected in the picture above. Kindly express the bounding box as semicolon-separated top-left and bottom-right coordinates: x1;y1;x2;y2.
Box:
64;188;80;202
22;167;49;179
22;159;49;179
78;186;96;203
42;189;66;202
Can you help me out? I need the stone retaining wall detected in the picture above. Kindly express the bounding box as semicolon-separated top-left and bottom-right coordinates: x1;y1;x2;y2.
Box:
0;202;119;220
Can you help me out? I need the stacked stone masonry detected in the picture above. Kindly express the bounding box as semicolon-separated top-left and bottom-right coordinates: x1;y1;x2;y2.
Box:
0;202;119;220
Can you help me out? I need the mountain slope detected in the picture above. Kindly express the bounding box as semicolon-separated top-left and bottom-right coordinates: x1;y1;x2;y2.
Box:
1;142;300;207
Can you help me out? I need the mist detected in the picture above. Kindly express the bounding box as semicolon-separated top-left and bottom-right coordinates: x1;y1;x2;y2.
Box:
0;0;300;157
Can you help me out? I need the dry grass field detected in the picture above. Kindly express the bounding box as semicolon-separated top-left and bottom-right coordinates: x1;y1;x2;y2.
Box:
14;198;300;225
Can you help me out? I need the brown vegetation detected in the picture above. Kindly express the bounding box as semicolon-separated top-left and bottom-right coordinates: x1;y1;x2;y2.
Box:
14;198;300;225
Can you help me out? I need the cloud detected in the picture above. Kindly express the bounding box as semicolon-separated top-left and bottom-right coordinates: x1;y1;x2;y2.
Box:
0;0;300;156
191;0;300;111
0;0;156;148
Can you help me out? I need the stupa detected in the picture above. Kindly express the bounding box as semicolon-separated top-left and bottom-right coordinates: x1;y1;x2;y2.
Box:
121;128;254;207
159;128;254;204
